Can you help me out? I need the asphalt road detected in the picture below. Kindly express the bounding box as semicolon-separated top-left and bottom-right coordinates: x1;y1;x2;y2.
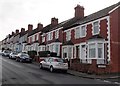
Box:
0;55;117;85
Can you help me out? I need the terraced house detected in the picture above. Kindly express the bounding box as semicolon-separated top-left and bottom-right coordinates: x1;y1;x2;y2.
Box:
1;2;119;74
61;2;120;74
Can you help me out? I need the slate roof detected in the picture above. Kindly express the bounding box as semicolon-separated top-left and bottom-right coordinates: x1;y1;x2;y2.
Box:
28;28;41;36
39;42;46;46
63;1;120;30
62;40;74;45
88;34;104;40
20;31;28;37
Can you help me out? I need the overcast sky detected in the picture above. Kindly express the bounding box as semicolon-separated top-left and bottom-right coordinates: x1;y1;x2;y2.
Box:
0;0;119;41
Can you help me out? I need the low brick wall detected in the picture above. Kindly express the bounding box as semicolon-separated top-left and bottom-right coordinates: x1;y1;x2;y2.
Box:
70;59;112;74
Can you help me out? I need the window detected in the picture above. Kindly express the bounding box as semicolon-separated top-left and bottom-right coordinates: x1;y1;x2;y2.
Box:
75;27;80;39
80;26;86;37
50;32;53;40
89;43;96;58
68;47;72;59
42;36;45;43
66;30;71;41
55;44;59;55
63;47;67;58
36;34;38;40
98;43;103;58
47;33;49;41
32;35;35;42
93;21;99;35
55;30;59;39
62;46;73;59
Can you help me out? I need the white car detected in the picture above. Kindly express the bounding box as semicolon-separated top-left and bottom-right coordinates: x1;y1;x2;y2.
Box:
2;50;11;57
39;57;68;72
9;52;18;59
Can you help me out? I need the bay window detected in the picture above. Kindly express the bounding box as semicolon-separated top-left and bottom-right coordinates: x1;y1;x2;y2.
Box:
88;41;105;64
89;43;96;58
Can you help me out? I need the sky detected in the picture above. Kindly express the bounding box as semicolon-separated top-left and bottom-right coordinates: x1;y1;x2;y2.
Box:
0;0;119;41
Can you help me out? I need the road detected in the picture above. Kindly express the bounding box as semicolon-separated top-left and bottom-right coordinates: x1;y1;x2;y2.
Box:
0;55;117;85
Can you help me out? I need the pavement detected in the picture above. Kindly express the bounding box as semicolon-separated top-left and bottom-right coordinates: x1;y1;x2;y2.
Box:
67;69;120;79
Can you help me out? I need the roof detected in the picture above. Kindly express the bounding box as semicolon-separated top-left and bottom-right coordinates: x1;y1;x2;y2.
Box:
39;42;46;46
28;28;41;36
62;41;74;45
41;24;57;33
63;1;120;30
20;31;28;37
88;34;104;40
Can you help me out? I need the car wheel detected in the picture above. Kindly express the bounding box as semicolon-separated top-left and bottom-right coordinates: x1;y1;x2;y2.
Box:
16;59;18;62
50;66;54;72
63;70;67;73
20;59;23;62
39;64;43;69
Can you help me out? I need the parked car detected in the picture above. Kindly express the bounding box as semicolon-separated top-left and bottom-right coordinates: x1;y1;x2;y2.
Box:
39;57;68;72
2;50;11;57
9;52;18;59
16;53;32;63
0;50;3;55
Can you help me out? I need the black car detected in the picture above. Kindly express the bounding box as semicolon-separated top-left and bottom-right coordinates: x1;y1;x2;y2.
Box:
16;53;32;63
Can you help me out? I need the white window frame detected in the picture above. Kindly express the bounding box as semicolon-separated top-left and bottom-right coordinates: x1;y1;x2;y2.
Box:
66;30;71;41
42;36;45;43
55;30;59;39
92;21;100;35
80;25;86;38
36;33;39;41
75;27;80;39
62;46;73;59
88;40;105;64
50;32;53;40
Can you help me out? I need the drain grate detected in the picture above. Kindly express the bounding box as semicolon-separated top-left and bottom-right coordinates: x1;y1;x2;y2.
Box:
10;77;16;80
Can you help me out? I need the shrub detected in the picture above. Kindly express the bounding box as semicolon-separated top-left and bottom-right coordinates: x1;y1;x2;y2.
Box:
38;51;50;57
28;50;37;58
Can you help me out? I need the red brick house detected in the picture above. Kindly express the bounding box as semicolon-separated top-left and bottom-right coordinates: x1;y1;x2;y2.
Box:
62;2;120;74
27;23;43;53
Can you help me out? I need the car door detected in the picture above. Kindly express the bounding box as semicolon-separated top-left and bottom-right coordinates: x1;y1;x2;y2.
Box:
46;58;53;68
42;58;49;68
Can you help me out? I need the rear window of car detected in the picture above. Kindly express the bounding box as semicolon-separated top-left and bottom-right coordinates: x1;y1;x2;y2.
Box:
21;54;29;57
54;59;67;63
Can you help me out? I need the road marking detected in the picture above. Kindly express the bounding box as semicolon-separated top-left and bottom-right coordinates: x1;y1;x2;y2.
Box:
2;59;22;68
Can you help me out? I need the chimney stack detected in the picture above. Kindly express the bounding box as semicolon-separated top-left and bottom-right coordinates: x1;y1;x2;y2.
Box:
28;24;33;32
74;5;84;19
51;17;58;26
37;23;43;30
21;28;25;33
15;29;19;34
